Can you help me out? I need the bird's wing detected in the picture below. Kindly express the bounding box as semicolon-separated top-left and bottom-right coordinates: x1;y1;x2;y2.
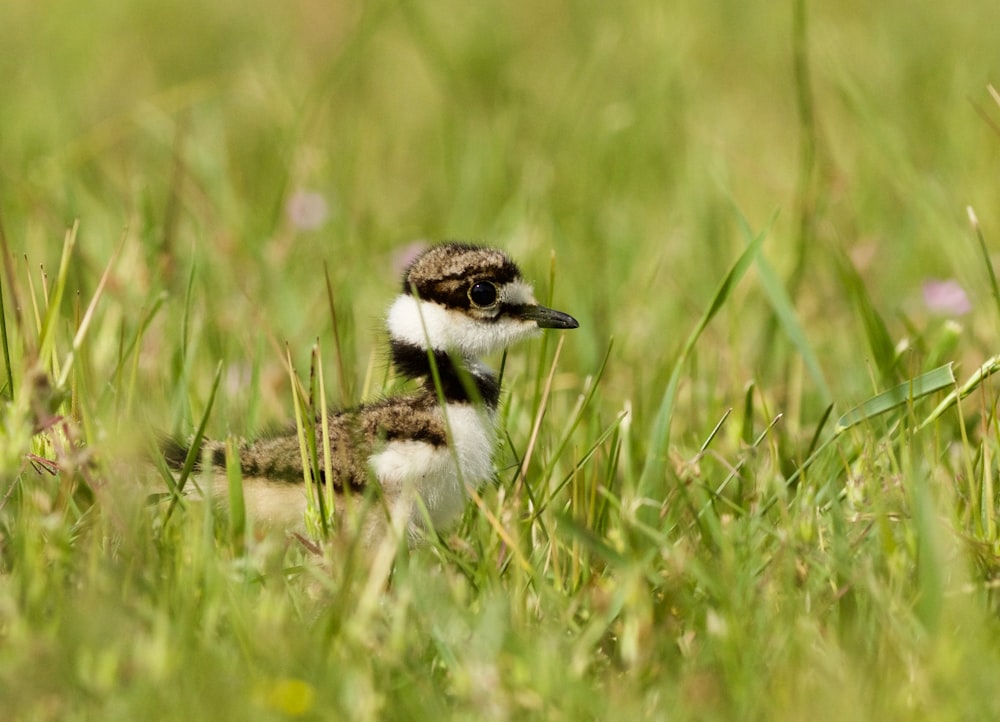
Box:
234;394;448;492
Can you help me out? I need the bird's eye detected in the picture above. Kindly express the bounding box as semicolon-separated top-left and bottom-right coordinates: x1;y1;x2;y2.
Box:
468;281;499;308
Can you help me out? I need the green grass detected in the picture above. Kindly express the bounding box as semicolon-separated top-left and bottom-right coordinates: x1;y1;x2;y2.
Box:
4;0;1000;719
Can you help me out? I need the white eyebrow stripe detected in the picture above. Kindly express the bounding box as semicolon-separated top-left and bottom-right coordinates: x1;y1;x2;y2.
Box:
500;280;536;306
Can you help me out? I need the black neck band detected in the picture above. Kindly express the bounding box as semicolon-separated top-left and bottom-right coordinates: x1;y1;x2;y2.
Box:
390;341;501;409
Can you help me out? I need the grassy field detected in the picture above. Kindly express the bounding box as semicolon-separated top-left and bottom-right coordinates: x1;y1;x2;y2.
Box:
4;0;1000;719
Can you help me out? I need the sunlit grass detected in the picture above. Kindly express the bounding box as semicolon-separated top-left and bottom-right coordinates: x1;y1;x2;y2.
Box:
4;0;1000;719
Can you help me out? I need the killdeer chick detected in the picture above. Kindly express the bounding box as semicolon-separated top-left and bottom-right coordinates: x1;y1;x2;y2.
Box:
166;242;578;543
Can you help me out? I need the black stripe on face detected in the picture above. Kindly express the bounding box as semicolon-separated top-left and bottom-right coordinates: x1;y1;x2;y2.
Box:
413;279;471;310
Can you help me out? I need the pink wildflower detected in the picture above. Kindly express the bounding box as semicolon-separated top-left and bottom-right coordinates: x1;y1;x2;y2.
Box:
922;279;971;316
285;190;330;231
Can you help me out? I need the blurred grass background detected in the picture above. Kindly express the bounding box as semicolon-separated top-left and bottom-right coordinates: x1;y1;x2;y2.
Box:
4;0;1000;719
5;0;1000;396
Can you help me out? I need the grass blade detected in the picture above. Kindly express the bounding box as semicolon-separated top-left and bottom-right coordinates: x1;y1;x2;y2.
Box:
785;365;957;490
36;221;79;368
56;231;124;389
324;261;351;406
316;341;334;537
165;360;223;520
734;208;832;404
835;363;956;432
920;355;1000;429
637;219;768;508
0;277;12;400
967;206;1000;323
0;221;13;399
832;247;898;381
225;435;246;554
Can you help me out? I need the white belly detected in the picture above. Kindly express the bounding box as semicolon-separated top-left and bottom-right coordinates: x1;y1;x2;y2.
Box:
368;403;496;530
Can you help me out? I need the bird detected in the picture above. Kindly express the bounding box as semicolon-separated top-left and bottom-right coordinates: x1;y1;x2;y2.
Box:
163;242;579;543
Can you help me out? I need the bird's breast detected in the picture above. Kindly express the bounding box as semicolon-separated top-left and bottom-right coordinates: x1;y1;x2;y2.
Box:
367;402;496;529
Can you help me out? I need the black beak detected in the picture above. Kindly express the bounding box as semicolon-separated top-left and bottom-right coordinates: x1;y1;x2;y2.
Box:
520;304;580;330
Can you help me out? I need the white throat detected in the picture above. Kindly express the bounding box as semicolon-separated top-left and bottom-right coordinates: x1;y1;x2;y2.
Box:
386;294;541;359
